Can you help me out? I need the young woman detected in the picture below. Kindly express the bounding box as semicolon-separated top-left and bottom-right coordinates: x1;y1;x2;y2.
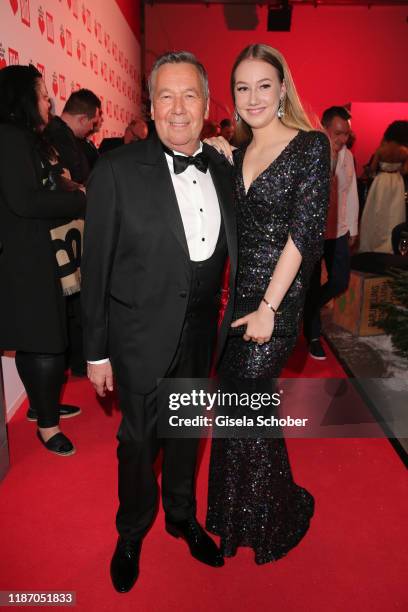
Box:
0;65;86;455
205;44;331;564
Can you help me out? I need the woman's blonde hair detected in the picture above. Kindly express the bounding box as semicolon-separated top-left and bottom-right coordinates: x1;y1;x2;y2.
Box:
231;44;314;144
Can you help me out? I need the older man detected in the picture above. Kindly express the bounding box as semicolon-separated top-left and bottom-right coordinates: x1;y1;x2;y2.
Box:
81;52;237;592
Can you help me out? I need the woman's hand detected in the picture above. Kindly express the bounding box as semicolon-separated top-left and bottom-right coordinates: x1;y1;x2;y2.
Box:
231;304;275;344
203;136;235;164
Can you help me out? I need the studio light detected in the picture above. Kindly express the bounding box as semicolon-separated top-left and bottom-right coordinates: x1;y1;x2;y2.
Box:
267;2;293;32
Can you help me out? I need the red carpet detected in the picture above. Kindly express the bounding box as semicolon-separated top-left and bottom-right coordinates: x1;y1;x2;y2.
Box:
1;337;407;611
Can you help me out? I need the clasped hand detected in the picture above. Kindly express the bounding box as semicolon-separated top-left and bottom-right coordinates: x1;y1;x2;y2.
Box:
231;305;275;345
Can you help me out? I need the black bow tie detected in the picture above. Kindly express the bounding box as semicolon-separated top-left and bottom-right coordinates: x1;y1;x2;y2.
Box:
163;145;209;175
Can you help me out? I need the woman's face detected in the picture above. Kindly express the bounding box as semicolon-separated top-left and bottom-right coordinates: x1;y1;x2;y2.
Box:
36;78;51;128
233;58;285;131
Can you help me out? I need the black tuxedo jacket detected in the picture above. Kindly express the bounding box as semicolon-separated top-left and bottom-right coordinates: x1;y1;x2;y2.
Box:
81;133;237;394
98;137;125;155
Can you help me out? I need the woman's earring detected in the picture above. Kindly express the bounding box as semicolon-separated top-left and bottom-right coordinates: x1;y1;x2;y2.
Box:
234;109;240;122
277;96;285;119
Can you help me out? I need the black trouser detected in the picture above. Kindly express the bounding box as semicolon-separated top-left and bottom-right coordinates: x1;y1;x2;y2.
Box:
15;351;65;428
66;293;86;375
304;233;351;341
116;308;218;542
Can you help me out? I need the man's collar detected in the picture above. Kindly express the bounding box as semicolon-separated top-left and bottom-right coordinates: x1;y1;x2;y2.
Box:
163;142;203;158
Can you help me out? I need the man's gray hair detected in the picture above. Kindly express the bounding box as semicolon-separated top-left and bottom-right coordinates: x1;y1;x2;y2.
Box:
148;51;209;102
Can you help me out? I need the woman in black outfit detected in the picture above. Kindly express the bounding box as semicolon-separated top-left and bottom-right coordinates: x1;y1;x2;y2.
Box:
0;65;86;455
205;45;331;563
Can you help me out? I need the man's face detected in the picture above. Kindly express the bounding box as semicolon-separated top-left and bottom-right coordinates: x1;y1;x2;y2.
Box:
326;116;350;153
36;78;51;128
92;108;103;133
151;62;209;155
124;119;148;144
75;108;99;138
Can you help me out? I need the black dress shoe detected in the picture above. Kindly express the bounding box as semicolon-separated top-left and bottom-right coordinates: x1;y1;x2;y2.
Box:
110;538;142;593
27;404;81;421
165;517;224;567
36;431;75;456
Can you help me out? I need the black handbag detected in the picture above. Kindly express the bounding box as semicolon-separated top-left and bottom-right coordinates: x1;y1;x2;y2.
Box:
228;296;300;338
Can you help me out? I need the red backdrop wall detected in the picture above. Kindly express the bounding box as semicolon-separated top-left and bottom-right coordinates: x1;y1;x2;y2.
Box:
116;0;141;40
145;4;407;116
145;3;408;171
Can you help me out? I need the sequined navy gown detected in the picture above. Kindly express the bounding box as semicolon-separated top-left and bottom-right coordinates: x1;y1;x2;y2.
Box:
206;130;331;564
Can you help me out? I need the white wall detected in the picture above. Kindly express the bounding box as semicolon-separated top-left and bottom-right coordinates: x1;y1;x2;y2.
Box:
1;355;25;421
0;0;141;143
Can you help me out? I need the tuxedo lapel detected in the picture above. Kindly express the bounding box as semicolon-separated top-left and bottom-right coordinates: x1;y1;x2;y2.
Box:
151;155;190;258
205;146;237;280
128;135;237;267
130;135;189;258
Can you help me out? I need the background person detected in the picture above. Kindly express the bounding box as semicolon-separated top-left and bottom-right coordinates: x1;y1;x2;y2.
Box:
359;120;408;254
0;65;86;455
45;88;102;378
303;106;359;360
99;118;148;155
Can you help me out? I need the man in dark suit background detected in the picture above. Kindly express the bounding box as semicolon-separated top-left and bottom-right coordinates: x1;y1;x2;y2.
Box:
98;117;149;155
81;51;237;593
46;88;102;378
46;89;102;184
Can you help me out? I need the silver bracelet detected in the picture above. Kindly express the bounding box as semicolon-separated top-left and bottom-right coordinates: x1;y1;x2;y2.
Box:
262;297;277;314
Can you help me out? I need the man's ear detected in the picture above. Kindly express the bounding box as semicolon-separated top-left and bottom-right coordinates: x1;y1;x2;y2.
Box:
204;97;209;121
150;102;154;120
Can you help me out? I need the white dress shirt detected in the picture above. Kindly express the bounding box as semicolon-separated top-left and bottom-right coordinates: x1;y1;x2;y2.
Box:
89;142;221;365
164;144;221;261
325;146;359;239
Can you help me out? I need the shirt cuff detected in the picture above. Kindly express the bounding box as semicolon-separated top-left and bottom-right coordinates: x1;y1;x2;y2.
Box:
87;358;109;365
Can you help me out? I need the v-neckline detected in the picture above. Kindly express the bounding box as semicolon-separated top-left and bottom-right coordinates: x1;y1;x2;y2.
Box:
241;130;302;196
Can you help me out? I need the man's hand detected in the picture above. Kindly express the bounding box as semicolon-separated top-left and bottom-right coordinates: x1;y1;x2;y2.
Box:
87;361;114;397
349;234;359;249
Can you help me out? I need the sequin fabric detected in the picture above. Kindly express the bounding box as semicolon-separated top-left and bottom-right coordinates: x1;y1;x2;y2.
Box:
206;130;330;564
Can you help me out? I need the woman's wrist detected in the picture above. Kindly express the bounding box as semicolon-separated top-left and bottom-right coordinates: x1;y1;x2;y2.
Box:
259;298;276;317
261;297;278;313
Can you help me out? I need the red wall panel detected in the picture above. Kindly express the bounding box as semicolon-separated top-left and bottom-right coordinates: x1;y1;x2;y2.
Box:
116;0;141;41
145;4;408;119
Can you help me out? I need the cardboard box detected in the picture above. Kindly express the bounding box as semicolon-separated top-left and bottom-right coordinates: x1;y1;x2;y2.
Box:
333;270;394;336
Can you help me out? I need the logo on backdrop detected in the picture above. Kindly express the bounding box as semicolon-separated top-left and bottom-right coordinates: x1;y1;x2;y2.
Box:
21;0;30;27
9;0;18;17
66;28;72;56
46;12;54;44
60;25;66;49
38;7;45;35
0;43;6;69
8;48;19;66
